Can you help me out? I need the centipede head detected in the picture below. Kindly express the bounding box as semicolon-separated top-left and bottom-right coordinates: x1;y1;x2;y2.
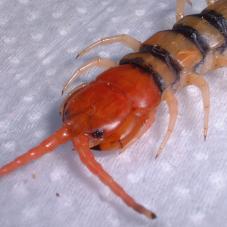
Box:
62;65;161;149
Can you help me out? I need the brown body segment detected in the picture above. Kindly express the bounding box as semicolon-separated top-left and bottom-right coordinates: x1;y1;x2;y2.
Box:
175;15;225;49
120;52;177;89
142;31;203;71
206;0;227;18
121;0;227;90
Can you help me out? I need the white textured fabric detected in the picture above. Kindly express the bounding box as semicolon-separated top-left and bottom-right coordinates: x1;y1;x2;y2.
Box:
1;0;227;226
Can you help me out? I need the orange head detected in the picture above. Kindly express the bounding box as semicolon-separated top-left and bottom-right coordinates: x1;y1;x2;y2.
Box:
62;64;161;149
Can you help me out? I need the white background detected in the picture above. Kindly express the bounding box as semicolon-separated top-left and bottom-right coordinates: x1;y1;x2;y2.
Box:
1;0;227;226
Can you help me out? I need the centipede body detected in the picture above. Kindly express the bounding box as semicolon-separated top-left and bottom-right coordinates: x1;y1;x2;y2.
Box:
1;0;227;221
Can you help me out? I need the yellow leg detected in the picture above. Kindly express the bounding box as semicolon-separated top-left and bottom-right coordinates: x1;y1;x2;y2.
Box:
176;0;218;21
62;57;117;94
176;0;216;21
155;90;178;158
213;53;227;70
206;0;217;5
176;0;192;21
76;34;141;58
182;74;210;139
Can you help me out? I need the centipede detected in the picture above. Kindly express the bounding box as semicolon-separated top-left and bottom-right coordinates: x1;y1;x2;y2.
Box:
1;0;227;220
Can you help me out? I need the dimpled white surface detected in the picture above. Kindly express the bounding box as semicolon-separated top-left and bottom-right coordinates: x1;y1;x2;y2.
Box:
1;0;227;226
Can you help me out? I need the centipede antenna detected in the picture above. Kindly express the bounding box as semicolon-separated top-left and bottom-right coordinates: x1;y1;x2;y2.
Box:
183;74;210;141
73;135;157;219
155;90;178;158
0;127;71;177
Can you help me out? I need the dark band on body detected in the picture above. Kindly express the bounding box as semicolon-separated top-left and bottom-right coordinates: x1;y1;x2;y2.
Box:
140;44;181;82
201;10;227;40
173;24;210;57
119;57;165;92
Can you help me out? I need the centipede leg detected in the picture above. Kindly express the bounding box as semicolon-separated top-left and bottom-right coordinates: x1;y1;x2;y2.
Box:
76;34;141;59
73;135;156;219
176;0;192;21
183;74;210;140
155;90;178;158
176;0;217;21
206;0;217;5
0;126;71;177
62;57;117;94
213;53;227;70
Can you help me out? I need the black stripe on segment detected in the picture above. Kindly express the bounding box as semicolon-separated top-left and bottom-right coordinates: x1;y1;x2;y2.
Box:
140;44;181;82
173;24;210;57
200;9;227;46
119;57;165;92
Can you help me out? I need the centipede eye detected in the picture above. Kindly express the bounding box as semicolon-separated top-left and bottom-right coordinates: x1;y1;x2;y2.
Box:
91;129;104;139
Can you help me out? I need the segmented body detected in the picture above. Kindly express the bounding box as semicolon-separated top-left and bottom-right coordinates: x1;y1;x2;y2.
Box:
121;1;227;92
1;0;227;220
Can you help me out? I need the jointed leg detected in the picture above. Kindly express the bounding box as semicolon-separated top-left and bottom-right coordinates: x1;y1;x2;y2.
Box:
206;0;217;5
155;90;178;158
213;53;227;70
62;57;117;95
176;0;216;21
182;74;210;139
76;34;141;59
176;0;218;21
73;135;156;219
176;0;192;21
0;127;71;177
